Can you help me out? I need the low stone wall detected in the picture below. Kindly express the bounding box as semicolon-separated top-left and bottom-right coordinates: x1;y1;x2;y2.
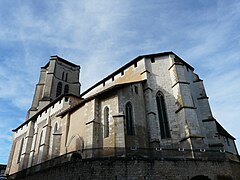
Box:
7;157;240;180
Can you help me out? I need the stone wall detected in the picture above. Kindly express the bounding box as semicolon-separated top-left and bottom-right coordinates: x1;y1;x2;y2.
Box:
8;157;240;180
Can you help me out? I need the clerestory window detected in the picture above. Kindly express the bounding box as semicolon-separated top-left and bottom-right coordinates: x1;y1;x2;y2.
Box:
65;73;68;82
64;84;69;94
56;82;62;97
156;91;171;139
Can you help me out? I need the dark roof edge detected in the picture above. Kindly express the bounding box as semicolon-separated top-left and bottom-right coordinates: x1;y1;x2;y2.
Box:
41;55;80;69
81;51;194;97
12;94;81;132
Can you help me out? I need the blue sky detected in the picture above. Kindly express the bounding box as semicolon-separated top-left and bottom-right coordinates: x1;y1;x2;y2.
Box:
0;0;240;164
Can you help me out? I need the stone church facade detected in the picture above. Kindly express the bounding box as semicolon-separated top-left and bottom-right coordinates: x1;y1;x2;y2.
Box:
6;52;239;179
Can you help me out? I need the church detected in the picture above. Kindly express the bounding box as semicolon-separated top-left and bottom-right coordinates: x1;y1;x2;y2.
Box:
6;52;240;179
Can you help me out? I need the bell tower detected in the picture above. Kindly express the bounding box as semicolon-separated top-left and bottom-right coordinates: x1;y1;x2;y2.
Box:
27;55;81;119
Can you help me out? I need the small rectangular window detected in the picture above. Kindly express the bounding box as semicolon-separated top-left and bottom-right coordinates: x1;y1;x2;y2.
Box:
103;82;105;87
134;62;137;68
151;57;155;63
112;76;114;81
134;86;138;94
121;71;124;76
65;97;69;102
65;73;68;82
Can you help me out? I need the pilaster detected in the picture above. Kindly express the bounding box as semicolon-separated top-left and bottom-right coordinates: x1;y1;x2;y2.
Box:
20;121;35;169
113;113;126;156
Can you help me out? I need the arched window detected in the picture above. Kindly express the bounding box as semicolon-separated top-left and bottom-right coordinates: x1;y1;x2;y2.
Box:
62;72;65;80
56;82;62;97
64;84;69;94
17;138;24;163
65;73;68;82
104;107;110;138
156;91;171;138
125;102;134;135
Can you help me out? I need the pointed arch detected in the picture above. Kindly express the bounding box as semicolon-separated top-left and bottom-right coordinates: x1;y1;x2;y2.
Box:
156;91;171;139
67;134;84;153
125;102;134;135
56;82;62;97
104;106;110;138
64;84;69;94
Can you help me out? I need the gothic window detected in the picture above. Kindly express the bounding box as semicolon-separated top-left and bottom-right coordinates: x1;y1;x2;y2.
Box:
62;72;65;80
156;91;171;139
65;73;68;82
17;138;24;163
64;84;69;94
104;107;110;138
56;82;62;97
125;102;134;135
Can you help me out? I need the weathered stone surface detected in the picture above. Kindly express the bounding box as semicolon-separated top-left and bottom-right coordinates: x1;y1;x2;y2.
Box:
7;157;240;180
